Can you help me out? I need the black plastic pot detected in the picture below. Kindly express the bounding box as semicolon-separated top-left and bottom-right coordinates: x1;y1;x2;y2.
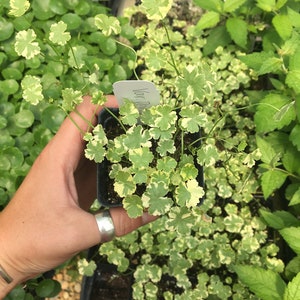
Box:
80;247;133;300
97;108;204;208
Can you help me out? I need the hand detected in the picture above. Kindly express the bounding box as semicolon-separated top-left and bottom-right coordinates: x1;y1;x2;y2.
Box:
0;96;155;298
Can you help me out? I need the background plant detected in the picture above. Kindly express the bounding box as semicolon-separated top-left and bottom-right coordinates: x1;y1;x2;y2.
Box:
3;0;300;299
95;1;289;299
1;0;136;298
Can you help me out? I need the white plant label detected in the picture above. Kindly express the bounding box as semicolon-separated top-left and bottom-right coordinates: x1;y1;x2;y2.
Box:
113;80;160;113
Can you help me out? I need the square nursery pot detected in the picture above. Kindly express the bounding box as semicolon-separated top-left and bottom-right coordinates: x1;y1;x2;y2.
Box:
80;247;133;300
97;108;204;208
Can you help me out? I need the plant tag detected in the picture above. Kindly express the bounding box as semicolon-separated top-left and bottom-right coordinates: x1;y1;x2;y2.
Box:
113;80;160;113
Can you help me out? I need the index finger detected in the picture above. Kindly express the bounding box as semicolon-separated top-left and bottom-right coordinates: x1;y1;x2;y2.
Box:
48;95;118;172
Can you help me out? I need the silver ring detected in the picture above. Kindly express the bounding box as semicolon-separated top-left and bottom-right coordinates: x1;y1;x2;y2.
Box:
95;210;115;242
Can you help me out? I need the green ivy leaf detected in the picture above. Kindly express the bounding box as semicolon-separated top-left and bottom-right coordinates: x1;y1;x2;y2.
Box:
255;94;296;133
9;0;30;17
289;124;300;151
280;227;300;256
226;17;248;49
233;265;286;300
49;21;71;46
141;0;173;21
21;75;43;105
261;169;288;198
272;14;292;41
284;272;300;300
15;29;41;59
94;14;121;36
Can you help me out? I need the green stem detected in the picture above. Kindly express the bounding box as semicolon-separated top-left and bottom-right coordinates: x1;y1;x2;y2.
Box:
115;40;140;80
104;107;127;132
162;21;181;77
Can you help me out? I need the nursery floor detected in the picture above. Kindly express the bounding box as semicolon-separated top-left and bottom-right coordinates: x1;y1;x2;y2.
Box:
46;269;82;300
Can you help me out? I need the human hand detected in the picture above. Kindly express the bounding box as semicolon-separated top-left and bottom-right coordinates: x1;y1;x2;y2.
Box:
0;96;155;298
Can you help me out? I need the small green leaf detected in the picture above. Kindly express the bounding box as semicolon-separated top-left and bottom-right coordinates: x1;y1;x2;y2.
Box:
261;169;288;199
144;182;173;215
260;209;300;229
290;188;300;206
226;17;248;49
129;147;154;168
36;279;61;298
14;110;34;128
15;29;41;59
256;135;278;165
290;124;300;151
120;99;139;126
94;14;121;36
223;0;246;12
196;11;220;30
286;70;300;94
280;227;300;255
257;57;282;75
9;0;30;17
141;0;173;20
193;0;223;12
21;75;43;105
179;104;207;133
284;272;300;300
255;94;296;133
68;45;88;69
234;265;286;300
272;14;292;41
185;179;204;207
61;88;83;111
49;21;71;46
114;170;136;197
256;0;276;12
123;195;143;218
77;258;97;276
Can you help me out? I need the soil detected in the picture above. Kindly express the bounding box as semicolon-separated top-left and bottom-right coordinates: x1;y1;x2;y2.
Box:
90;265;132;300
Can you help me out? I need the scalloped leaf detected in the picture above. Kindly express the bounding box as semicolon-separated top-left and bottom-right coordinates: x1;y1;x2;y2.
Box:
94;14;121;36
15;29;40;59
49;21;71;46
